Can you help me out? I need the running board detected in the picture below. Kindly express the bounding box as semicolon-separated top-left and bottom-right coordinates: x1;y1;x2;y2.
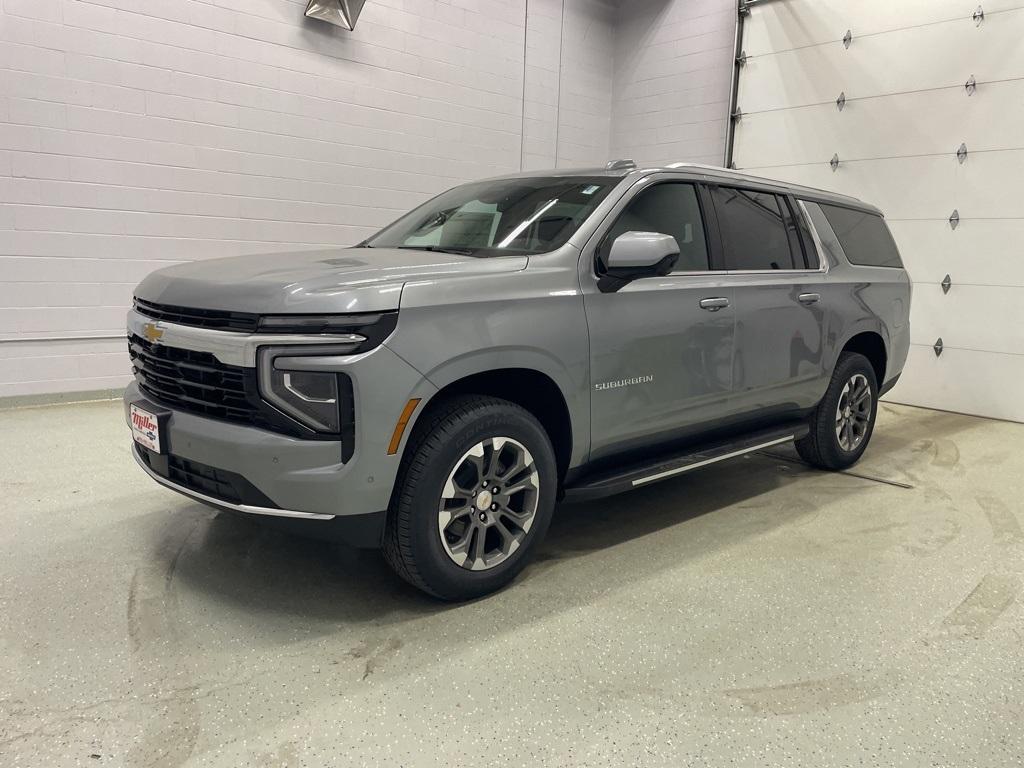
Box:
563;422;808;502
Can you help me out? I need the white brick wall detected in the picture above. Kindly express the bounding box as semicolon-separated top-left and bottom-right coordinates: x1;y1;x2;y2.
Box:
610;0;735;166
553;0;616;167
522;0;563;170
0;0;622;398
522;0;615;171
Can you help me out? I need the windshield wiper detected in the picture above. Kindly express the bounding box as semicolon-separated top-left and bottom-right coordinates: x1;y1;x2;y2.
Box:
396;245;477;256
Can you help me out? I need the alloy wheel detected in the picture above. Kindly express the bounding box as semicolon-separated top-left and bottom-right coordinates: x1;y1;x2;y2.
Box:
437;437;540;571
834;373;872;451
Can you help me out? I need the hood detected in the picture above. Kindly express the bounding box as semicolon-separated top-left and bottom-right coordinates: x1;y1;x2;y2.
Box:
134;247;528;314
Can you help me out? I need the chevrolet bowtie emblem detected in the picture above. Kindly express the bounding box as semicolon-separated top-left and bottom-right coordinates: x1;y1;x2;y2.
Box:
142;322;164;344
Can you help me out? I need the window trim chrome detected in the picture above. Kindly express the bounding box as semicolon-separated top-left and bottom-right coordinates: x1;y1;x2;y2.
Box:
618;262;828;280
795;199;831;274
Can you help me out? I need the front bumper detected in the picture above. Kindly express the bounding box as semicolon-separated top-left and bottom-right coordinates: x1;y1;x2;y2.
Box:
130;440;387;547
131;440;333;520
123;316;437;544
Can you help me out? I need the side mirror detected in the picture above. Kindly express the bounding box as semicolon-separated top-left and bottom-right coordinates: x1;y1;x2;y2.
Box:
599;231;680;292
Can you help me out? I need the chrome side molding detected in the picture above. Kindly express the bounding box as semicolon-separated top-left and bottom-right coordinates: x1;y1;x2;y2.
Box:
631;434;796;487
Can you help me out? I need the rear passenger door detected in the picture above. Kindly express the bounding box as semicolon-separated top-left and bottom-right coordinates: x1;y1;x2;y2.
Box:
705;185;830;415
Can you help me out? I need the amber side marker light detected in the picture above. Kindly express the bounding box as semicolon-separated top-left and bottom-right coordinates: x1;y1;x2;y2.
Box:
387;399;421;455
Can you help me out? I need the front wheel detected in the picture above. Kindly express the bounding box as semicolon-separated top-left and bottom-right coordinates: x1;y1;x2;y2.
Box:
382;395;557;600
796;352;878;470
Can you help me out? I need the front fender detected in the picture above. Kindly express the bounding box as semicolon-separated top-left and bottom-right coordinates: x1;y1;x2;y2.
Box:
385;271;592;468
387;343;590;471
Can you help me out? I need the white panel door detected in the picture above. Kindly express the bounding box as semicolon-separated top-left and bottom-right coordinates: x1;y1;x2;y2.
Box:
737;8;1024;113
734;0;1024;423
894;345;1024;424
737;79;1024;168
888;219;1024;287
742;0;1024;55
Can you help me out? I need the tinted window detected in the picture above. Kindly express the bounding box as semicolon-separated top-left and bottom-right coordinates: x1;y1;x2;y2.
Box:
604;183;709;272
365;176;614;257
780;197;813;268
818;204;903;268
711;186;795;270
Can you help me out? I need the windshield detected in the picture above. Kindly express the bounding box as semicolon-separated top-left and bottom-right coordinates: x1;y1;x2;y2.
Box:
363;176;616;257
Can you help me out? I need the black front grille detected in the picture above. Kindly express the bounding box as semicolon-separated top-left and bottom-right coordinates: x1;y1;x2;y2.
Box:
137;446;278;508
128;333;268;428
134;298;259;333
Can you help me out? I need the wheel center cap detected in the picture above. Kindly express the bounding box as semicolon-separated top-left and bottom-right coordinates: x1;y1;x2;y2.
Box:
476;490;493;511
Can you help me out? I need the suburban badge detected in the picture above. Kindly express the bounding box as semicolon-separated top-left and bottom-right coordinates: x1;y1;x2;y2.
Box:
594;375;654;391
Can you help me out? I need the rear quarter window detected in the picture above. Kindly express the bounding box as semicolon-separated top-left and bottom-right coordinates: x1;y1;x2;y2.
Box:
818;204;904;268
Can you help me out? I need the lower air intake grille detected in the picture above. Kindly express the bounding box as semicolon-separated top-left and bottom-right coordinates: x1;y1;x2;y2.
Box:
137;446;278;508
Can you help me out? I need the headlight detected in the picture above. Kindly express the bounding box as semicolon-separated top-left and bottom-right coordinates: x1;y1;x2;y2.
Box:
265;367;340;433
257;346;356;435
256;312;399;356
258;313;385;334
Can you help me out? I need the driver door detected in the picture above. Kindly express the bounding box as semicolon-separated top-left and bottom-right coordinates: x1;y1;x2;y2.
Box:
583;179;737;460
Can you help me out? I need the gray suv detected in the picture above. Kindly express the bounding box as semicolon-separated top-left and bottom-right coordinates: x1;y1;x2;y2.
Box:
125;161;910;600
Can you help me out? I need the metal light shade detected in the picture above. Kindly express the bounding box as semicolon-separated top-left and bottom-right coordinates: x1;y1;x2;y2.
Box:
305;0;366;30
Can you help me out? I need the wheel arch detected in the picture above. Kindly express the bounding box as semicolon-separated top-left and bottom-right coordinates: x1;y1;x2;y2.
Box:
839;329;888;386
407;365;578;484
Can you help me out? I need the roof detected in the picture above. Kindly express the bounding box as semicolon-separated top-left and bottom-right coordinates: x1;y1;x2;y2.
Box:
493;165;634;179
655;162;871;211
488;161;877;214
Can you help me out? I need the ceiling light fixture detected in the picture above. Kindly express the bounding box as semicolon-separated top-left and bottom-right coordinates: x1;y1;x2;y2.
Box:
304;0;366;30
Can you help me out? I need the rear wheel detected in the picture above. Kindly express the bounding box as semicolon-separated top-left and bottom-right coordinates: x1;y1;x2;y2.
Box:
382;395;557;600
796;352;878;470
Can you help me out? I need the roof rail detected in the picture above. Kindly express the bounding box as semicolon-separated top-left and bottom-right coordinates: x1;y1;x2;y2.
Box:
665;161;727;172
605;158;636;171
663;162;867;206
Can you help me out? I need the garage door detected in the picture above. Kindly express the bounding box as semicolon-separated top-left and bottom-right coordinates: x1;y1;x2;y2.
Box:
732;0;1024;423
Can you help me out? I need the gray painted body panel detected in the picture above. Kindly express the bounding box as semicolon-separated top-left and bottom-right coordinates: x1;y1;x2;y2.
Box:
387;254;591;468
124;163;910;536
584;274;737;460
134;247;527;314
728;271;830;413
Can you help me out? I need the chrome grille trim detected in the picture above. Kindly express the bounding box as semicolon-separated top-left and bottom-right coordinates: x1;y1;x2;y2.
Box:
126;309;365;367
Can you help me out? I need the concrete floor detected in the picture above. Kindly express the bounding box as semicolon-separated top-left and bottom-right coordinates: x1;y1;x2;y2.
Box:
1;401;1023;767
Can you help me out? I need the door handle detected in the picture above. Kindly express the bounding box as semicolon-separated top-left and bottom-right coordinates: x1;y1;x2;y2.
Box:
798;293;820;305
699;297;730;311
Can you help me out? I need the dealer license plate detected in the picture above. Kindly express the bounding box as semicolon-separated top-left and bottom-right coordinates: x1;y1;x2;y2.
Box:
130;403;162;453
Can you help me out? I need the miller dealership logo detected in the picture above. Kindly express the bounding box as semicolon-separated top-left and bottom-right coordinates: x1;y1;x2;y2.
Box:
142;322;165;344
594;374;654;391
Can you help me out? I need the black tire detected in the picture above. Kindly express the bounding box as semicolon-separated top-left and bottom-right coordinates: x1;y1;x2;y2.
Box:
795;352;878;470
382;394;558;601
